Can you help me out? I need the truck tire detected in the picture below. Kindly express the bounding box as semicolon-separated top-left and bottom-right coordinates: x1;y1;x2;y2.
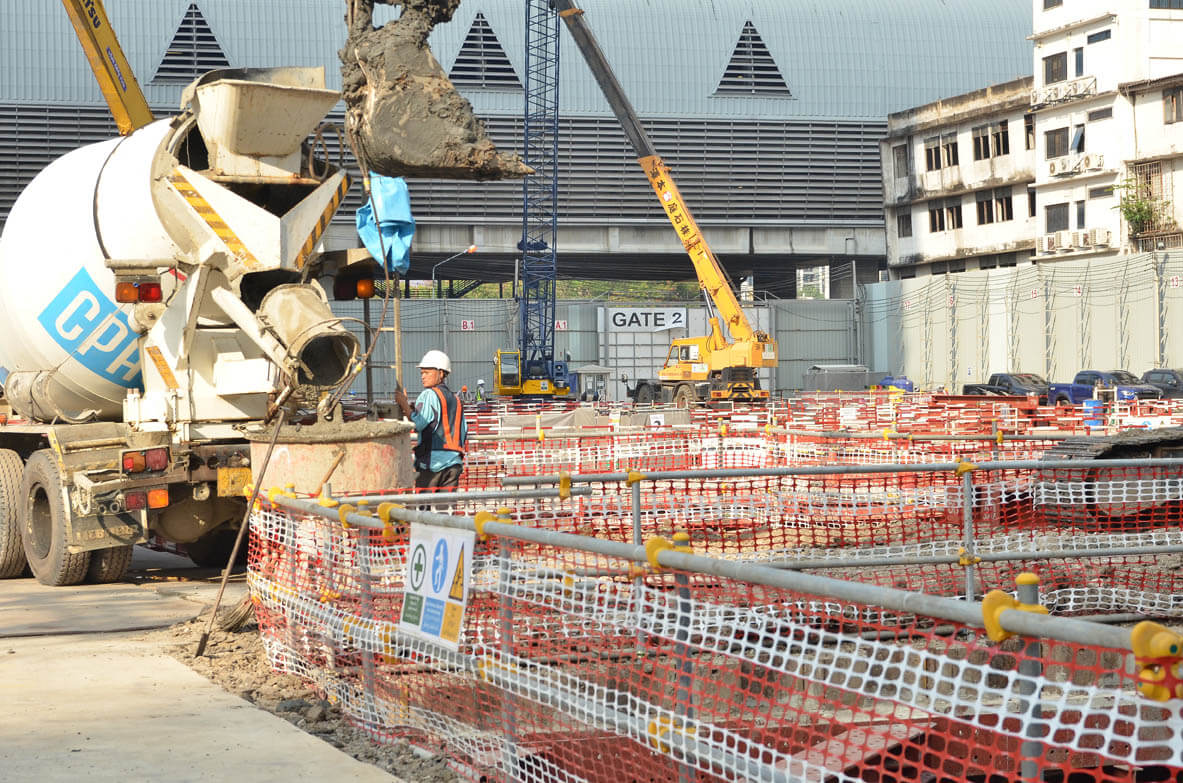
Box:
86;545;134;583
674;384;695;408
1055;394;1071;405
634;384;656;405
0;449;27;578
185;527;246;569
19;450;90;586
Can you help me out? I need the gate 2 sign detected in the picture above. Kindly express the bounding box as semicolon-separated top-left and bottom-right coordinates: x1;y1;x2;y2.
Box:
604;307;687;332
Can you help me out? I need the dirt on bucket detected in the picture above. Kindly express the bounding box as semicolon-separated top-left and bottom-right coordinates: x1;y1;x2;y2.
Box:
340;0;532;180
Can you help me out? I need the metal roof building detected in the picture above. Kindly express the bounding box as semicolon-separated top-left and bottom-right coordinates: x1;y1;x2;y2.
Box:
0;0;1033;293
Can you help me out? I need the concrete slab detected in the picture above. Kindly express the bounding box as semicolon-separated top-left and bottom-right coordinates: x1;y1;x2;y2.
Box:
0;633;397;782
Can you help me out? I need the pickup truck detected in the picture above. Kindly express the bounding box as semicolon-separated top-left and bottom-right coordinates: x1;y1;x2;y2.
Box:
1048;370;1162;405
1142;368;1183;399
962;372;1049;401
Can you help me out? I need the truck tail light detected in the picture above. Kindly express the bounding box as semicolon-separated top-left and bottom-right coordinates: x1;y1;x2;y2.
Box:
145;447;169;471
356;278;375;298
123;447;170;473
115;282;139;303
147;488;169;509
138;282;163;302
124;491;146;510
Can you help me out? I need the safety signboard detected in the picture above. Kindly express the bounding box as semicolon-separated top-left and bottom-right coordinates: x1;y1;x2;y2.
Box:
398;523;475;651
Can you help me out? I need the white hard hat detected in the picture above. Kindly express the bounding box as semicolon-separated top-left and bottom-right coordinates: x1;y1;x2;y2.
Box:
477;379;486;385
418;350;451;373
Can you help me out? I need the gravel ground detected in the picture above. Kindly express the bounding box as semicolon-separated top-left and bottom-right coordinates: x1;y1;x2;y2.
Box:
140;613;459;783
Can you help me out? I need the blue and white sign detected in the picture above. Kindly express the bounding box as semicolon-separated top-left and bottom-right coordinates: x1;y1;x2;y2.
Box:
38;268;142;387
399;523;475;651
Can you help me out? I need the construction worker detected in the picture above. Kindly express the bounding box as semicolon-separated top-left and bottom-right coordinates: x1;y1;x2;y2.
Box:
475;379;486;403
394;350;468;490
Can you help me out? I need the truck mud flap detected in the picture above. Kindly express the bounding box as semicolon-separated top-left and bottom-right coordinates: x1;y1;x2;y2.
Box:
66;509;147;554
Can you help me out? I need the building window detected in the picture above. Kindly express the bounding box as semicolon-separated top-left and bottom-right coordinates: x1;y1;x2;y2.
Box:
1087;107;1113;121
1075;200;1086;229
995;188;1014;221
942;134;960;167
928;203;946;232
893;144;909;178
1044;53;1067;85
972;126;990;161
1074;48;1084;78
1088;185;1112;199
948;260;966;274
979;255;998;270
994;121;1010;156
1151;0;1183;8
924;137;941;171
1025;114;1035;150
1165;87;1183;124
1071;124;1085;153
1028;186;1037;218
1046;127;1069;158
1086;29;1111;44
897;212;912;238
1046;202;1069;233
976;192;994;224
1043;0;1062;7
946;197;963;229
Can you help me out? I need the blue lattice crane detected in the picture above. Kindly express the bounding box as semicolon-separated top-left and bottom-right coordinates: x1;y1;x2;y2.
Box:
494;0;570;397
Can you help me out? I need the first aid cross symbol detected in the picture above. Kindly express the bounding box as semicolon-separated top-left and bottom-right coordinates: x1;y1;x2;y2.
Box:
410;544;427;591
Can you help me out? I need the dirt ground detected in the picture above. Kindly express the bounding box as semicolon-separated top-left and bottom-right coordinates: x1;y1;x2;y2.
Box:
142;614;459;782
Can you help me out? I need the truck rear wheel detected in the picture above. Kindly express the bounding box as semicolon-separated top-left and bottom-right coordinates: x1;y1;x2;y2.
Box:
20;450;89;586
634;384;656;404
674;384;695;408
0;449;27;578
86;545;134;583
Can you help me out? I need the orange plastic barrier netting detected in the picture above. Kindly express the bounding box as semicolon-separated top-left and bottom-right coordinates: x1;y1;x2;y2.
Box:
249;502;1183;782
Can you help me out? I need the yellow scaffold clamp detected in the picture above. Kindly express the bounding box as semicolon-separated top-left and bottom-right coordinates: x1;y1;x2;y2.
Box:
337;503;356;529
882;427;894;441
955;458;978;476
378;502;405;542
626;469;647;486
981;574;1048;642
646;715;696;754
558;471;572;500
996;429;1005;447
473;510;496;543
644;531;693;572
1130;621;1183;702
957;547;982;566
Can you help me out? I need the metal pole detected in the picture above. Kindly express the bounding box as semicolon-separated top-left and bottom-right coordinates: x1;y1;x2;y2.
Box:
363;295;373;407
1017;576;1045;782
961;470;977;600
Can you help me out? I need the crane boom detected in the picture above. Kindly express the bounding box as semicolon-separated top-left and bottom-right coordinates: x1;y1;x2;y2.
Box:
554;0;757;343
61;0;153;135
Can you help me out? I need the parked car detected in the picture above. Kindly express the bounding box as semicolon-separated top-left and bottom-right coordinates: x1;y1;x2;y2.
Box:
962;372;1049;401
1048;370;1162;405
1141;368;1183;399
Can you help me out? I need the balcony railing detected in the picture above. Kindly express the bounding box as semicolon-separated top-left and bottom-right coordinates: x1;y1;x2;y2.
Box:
1031;75;1098;107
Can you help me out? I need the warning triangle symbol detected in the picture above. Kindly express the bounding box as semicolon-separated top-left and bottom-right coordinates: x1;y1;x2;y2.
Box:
448;548;466;601
154;3;230;83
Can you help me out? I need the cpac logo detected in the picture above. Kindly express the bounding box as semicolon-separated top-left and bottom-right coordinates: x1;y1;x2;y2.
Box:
37;269;142;387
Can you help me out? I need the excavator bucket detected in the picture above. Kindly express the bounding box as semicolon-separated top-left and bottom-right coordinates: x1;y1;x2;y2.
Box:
341;0;532;180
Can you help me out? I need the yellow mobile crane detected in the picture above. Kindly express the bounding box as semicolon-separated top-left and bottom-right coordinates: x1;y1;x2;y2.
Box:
554;1;777;406
61;0;154;135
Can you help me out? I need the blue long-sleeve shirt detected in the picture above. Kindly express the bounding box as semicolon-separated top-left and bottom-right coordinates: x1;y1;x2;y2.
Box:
409;385;467;472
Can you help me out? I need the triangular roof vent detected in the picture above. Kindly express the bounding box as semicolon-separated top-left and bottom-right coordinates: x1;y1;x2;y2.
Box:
449;13;521;89
715;21;791;97
153;3;230;84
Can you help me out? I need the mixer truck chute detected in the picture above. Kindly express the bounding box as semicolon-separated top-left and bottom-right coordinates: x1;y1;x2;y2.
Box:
0;67;396;587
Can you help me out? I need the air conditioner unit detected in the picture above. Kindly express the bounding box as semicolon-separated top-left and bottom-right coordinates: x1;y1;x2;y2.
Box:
1063;80;1082;98
1040;233;1058;253
1085;153;1104;170
1089;228;1111;246
1056;230;1075;250
1077;230;1092;248
1044;84;1060;102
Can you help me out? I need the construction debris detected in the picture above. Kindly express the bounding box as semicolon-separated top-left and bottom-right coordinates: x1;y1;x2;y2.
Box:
341;0;532;180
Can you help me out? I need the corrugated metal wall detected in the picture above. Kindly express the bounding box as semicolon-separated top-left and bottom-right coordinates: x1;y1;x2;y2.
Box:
863;252;1183;390
334;296;862;399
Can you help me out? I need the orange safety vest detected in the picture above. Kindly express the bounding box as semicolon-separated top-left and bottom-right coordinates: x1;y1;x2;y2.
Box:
431;386;466;455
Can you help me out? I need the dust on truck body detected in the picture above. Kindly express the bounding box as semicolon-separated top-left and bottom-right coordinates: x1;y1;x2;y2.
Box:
0;67;360;586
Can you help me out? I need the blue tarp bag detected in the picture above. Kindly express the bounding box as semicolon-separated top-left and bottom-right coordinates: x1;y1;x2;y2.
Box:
356;174;416;275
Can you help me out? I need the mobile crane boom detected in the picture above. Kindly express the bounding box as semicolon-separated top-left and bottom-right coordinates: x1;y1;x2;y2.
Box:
554;0;776;404
61;0;154;135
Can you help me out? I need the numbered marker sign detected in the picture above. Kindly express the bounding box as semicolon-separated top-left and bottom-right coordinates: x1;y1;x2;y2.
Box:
555;320;568;331
459;320;475;331
399;524;475;651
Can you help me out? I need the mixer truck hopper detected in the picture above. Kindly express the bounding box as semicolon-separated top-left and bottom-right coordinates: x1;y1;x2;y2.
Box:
0;67;401;586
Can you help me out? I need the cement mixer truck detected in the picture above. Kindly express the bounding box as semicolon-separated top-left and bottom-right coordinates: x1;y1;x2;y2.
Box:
0;66;388;586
